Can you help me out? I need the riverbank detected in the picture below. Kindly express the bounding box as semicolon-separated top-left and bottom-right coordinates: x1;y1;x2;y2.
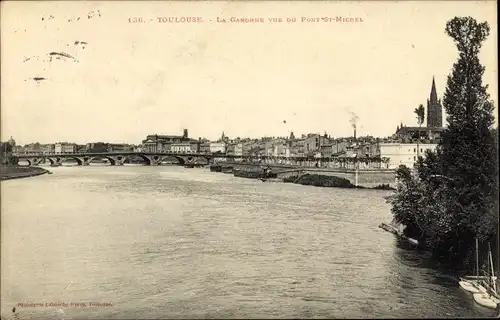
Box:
211;163;395;190
283;174;394;190
213;161;396;188
0;166;50;181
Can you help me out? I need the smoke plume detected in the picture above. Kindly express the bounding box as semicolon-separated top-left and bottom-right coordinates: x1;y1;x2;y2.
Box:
349;111;359;129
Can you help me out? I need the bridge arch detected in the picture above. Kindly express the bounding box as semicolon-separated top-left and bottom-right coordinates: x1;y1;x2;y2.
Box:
171;156;185;165
133;154;155;165
196;155;210;164
60;156;83;165
17;158;33;166
87;155;118;165
182;155;210;165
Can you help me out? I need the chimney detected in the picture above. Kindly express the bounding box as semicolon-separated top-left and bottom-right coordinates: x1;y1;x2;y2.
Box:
354;128;357;141
183;129;188;138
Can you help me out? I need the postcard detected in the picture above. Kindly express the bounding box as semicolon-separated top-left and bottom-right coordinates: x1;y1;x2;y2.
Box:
1;1;498;319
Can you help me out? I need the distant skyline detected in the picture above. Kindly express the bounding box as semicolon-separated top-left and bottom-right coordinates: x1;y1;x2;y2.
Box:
1;1;497;145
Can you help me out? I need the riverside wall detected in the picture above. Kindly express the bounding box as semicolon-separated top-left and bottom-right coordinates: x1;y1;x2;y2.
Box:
219;162;396;188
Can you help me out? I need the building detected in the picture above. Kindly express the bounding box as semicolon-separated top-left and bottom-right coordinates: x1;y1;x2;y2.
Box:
15;143;55;155
290;139;305;157
320;144;333;158
55;142;77;154
86;142;109;153
234;143;243;156
395;125;443;141
199;141;211;153
171;142;192;153
43;144;56;154
108;143;134;152
241;140;257;156
209;142;226;154
303;134;331;156
142;129;192;152
375;142;438;169
395;77;444;141
331;140;350;156
226;144;235;156
190;140;201;153
272;139;290;158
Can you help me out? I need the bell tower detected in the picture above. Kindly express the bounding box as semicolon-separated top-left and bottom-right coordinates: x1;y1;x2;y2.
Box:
426;76;443;128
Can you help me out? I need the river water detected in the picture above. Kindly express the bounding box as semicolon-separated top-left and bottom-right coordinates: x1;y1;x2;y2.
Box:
1;165;496;319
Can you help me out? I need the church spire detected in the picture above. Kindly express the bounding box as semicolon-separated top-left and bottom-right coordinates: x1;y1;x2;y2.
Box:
430;76;438;103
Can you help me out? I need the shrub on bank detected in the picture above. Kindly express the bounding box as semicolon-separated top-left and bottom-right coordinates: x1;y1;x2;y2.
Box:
372;184;395;190
290;174;355;188
234;169;261;179
283;175;298;183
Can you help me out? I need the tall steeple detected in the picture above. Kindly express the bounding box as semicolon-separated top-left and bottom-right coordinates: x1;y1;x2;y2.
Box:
430;76;438;103
426;76;443;128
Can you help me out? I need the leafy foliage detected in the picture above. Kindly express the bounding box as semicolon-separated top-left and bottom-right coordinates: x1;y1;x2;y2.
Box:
414;104;425;127
0;142;13;154
389;17;498;269
0;142;16;165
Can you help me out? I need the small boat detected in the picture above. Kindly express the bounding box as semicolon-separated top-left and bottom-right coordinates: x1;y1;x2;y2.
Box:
184;163;195;168
473;292;499;309
209;164;222;172
460;238;482;293
221;166;234;174
408;238;419;246
261;166;277;179
260;178;267;182
459;280;481;293
47;171;53;175
462;276;491;280
463;241;500;310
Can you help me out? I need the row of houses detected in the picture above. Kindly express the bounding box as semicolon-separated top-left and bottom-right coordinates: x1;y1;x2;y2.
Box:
13;142;136;155
139;130;439;169
11;126;440;169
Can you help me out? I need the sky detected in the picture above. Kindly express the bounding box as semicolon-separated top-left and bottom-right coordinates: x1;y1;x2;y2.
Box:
1;1;497;145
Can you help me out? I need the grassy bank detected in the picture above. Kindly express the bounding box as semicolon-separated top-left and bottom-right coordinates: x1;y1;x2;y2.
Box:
0;166;49;181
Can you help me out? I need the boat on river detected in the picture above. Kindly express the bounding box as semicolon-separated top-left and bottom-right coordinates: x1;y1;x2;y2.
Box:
460;280;482;293
473;292;500;309
221;166;234;174
460;241;499;310
209;164;222;172
260;177;281;183
460;238;484;293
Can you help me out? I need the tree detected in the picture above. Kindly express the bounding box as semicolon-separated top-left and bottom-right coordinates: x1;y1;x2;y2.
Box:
414;104;425;159
389;17;497;269
1;142;13;154
439;17;496;260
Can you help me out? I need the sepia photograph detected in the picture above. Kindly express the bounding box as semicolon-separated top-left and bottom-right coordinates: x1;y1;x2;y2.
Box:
1;0;498;318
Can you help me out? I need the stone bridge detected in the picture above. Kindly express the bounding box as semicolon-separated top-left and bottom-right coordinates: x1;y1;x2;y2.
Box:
14;152;390;169
14;152;224;166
